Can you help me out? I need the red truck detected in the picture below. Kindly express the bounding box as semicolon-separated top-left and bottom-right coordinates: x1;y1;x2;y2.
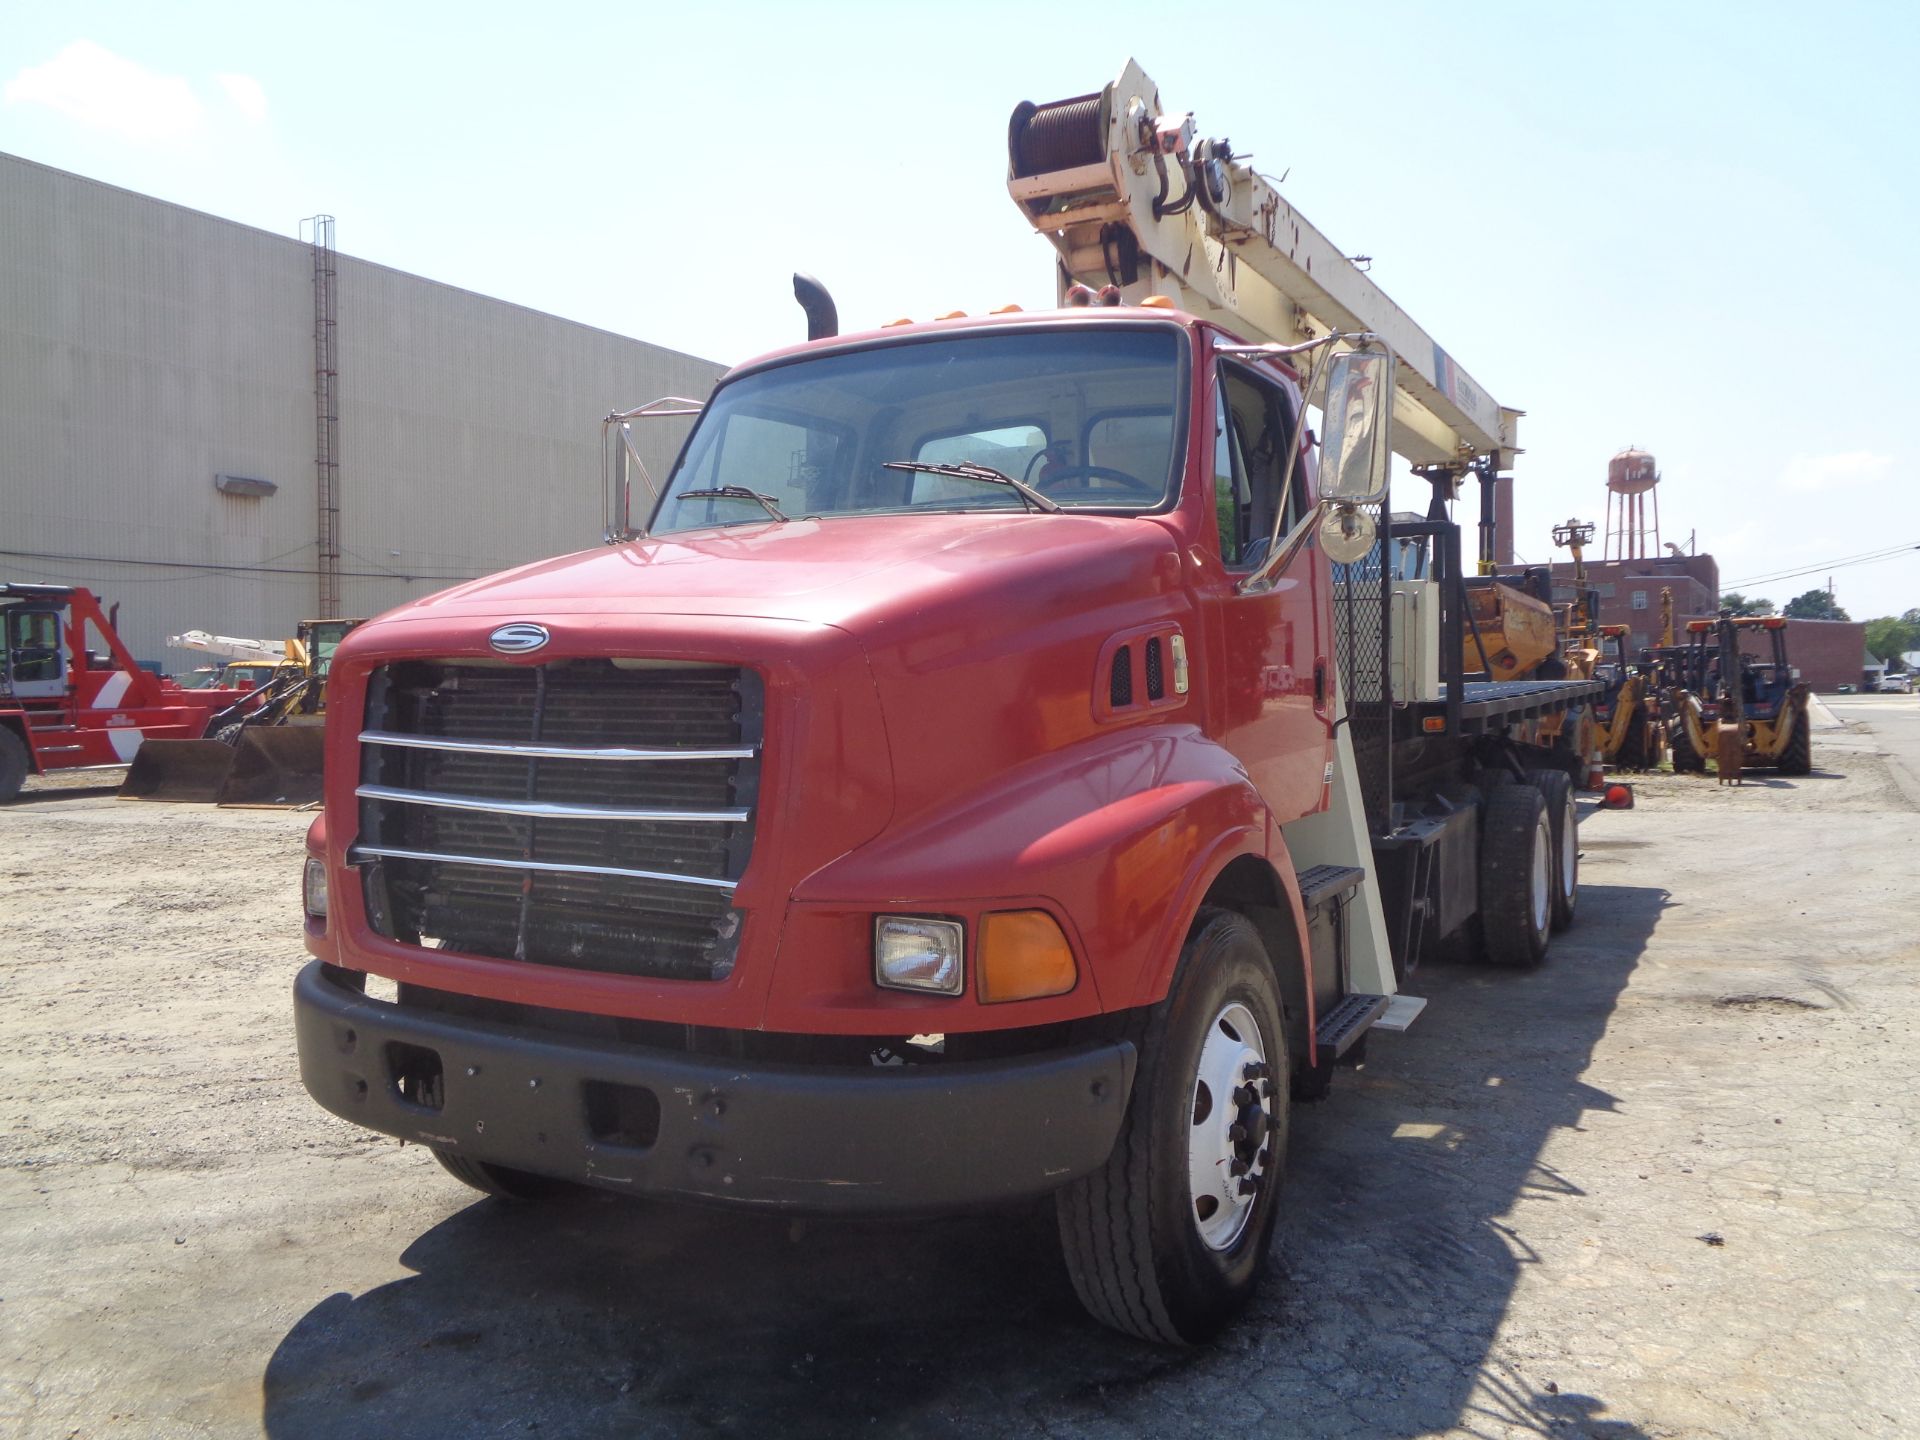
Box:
0;583;251;801
295;67;1597;1343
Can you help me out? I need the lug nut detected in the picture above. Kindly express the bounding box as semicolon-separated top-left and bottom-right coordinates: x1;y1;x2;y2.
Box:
1233;1085;1258;1108
1228;1123;1248;1143
1237;1177;1259;1196
1229;1158;1248;1177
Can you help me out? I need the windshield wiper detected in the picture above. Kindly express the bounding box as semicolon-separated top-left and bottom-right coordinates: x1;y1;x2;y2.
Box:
675;486;790;522
882;460;1061;514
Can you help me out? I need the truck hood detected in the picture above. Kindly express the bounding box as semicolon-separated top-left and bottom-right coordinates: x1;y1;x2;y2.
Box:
379;513;1180;634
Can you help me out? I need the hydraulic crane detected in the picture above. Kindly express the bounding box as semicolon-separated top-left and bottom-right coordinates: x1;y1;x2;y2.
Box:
1008;60;1521;474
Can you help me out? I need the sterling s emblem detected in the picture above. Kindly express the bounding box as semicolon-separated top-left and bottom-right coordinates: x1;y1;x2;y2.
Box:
488;622;551;655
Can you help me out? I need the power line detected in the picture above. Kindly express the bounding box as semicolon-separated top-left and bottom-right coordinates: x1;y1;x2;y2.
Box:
1725;543;1920;590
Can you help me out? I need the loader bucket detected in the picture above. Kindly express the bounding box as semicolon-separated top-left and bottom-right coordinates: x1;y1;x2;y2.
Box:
215;727;328;807
117;739;237;803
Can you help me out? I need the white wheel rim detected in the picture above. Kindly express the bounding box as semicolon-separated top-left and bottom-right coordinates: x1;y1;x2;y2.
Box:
1559;799;1576;896
1530;811;1552;933
1187;1000;1272;1251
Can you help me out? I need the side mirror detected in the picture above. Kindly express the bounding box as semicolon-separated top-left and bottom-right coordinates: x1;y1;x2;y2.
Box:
1318;348;1394;503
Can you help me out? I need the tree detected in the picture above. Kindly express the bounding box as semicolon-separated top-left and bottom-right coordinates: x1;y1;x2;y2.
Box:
1719;592;1776;617
1866;615;1920;662
1782;588;1850;622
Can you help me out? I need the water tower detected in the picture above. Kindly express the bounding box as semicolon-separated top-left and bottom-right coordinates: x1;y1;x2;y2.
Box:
1604;447;1661;560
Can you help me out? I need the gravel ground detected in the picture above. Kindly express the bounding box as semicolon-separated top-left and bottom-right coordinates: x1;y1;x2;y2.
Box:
2;704;1917;1439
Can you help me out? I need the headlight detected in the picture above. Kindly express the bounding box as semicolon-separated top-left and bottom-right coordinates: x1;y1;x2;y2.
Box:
303;857;329;920
873;916;964;995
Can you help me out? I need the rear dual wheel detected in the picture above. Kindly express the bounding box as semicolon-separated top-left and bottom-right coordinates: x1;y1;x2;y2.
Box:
1478;784;1553;967
1526;768;1579;932
1056;909;1289;1345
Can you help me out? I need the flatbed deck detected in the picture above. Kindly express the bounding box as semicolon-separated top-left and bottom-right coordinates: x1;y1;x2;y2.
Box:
1421;678;1606;736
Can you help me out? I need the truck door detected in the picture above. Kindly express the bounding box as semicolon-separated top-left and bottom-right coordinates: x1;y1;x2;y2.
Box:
1207;360;1330;821
3;607;68;700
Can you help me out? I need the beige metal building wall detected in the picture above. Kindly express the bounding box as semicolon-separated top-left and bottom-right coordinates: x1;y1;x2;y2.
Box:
0;153;722;664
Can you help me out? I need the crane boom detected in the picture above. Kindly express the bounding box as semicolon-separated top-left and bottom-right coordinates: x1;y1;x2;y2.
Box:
1009;60;1521;473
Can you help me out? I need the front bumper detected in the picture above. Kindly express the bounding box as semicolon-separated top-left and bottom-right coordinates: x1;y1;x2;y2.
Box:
294;961;1135;1213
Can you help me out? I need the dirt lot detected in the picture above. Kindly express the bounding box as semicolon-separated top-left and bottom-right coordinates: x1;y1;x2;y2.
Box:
3;703;1918;1439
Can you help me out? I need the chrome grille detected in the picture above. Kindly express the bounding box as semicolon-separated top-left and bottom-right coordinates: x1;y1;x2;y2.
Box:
351;660;762;980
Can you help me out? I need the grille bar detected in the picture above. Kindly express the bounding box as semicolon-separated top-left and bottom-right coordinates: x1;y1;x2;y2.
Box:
349;843;740;892
355;782;749;825
356;660;760;980
359;729;756;762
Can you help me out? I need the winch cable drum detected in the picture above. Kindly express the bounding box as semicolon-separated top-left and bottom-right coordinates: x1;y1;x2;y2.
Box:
1009;92;1107;184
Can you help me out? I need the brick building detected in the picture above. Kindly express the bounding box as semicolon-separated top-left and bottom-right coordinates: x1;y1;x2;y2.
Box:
1527;552;1721;652
1738;619;1868;693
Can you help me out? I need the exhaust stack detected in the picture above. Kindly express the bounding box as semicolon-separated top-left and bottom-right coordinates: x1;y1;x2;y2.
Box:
792;273;838;340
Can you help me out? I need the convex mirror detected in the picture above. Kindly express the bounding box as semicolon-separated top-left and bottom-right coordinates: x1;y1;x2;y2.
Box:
1318;348;1394;503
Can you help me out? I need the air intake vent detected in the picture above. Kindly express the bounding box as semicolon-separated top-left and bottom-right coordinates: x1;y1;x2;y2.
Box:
1109;646;1133;708
1145;638;1164;700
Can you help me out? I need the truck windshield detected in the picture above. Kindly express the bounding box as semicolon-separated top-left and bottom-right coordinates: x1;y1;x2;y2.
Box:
650;328;1182;531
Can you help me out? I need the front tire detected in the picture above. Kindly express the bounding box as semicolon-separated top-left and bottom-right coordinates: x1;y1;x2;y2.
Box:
1670;701;1707;773
1055;909;1290;1345
0;728;29;803
1478;784;1552;967
430;1147;571;1200
1776;696;1812;775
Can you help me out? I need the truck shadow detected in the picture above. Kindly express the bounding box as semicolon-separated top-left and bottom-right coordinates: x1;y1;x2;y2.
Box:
261;882;1665;1440
8;782;126;804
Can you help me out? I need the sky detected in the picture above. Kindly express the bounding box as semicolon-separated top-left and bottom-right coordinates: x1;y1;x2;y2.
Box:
5;0;1919;617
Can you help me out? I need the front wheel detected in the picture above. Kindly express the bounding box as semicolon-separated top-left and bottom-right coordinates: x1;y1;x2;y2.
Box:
1776;696;1812;775
0;728;29;803
1055;909;1290;1345
430;1147;572;1201
1670;702;1707;773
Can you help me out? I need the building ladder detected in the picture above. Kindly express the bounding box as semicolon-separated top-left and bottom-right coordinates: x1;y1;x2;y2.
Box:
303;214;341;617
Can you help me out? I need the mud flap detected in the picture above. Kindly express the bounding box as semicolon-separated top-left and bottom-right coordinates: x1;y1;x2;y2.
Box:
216;727;326;807
118;739;236;803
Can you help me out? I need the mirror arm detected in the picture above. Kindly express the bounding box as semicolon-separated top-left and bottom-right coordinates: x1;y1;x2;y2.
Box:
601;396;706;545
1232;330;1391;593
1236;499;1329;596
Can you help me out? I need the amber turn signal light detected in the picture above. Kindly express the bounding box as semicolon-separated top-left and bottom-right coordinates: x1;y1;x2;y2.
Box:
979;910;1077;1003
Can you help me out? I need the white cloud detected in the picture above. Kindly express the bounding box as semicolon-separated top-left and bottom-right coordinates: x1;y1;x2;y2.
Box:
1779;450;1893;493
215;72;267;124
3;40;204;145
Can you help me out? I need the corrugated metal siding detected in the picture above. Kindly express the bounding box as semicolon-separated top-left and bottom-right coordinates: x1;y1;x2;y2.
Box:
1;153;723;664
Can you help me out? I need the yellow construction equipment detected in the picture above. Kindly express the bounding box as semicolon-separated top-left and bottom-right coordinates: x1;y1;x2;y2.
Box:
120;618;361;805
1667;615;1812;777
1592;625;1661;769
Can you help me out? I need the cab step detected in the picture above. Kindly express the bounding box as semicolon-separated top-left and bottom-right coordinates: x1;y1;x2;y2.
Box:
1295;862;1366;917
1314;991;1389;1059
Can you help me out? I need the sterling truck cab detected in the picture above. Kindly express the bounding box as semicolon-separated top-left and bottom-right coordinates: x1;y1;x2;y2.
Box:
296;63;1597;1343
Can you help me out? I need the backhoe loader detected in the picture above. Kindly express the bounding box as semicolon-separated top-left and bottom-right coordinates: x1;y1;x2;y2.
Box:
1667;615;1811;777
120;618;362;804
